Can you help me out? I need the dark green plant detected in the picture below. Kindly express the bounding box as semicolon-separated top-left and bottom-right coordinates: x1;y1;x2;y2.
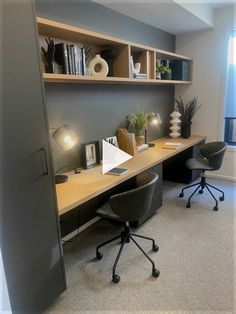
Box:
156;64;171;74
175;97;202;123
127;113;147;136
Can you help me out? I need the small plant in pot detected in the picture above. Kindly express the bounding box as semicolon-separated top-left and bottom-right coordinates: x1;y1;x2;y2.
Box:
175;97;202;138
127;113;147;146
156;63;172;80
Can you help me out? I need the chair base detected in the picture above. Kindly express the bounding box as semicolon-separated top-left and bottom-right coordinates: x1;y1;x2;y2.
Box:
179;175;224;211
96;222;160;283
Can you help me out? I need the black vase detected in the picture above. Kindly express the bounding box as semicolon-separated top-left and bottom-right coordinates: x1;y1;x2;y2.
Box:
45;62;55;73
181;121;192;138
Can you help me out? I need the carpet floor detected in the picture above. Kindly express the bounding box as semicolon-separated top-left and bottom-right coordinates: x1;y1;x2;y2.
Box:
45;178;235;314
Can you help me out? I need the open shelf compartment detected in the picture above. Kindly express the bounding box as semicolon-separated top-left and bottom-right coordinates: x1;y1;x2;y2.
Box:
37;17;192;85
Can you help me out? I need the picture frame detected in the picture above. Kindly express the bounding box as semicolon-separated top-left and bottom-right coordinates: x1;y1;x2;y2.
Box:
105;136;119;148
81;140;100;169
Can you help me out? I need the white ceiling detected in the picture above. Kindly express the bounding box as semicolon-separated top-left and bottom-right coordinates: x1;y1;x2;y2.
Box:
91;0;236;35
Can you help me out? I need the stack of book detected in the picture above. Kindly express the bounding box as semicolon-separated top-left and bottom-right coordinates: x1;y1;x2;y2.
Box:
54;43;87;75
134;73;147;79
137;144;148;152
162;142;183;149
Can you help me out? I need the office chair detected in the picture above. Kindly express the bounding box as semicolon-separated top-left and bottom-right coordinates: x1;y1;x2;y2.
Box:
179;141;227;211
95;172;160;283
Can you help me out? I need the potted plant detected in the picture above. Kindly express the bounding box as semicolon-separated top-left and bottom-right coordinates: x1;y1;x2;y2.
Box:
156;63;172;80
175;97;202;138
127;113;147;146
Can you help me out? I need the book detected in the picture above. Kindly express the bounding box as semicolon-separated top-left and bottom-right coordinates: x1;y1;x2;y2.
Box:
54;43;69;74
81;48;86;75
137;144;148;152
74;45;82;75
70;45;76;75
134;73;147;77
162;142;183;149
134;73;147;79
107;168;128;176
66;44;73;74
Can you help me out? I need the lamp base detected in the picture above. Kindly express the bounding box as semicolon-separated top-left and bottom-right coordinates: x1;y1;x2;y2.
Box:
55;174;68;184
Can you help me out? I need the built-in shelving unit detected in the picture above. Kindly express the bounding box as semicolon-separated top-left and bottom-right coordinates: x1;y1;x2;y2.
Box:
37;17;193;85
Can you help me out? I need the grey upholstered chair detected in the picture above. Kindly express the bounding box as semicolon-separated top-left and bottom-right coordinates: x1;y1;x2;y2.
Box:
179;141;227;210
95;172;160;283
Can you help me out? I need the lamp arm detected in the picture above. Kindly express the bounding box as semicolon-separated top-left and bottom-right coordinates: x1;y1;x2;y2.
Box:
55;165;81;174
144;128;148;144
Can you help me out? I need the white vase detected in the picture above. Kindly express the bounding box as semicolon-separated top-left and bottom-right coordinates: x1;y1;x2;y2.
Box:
169;111;181;138
130;56;141;77
88;54;109;77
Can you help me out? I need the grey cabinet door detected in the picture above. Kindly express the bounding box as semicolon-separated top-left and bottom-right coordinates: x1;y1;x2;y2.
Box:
0;0;66;312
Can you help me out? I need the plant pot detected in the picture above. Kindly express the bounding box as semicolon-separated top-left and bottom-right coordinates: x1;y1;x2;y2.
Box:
161;71;172;80
135;135;144;146
181;121;192;138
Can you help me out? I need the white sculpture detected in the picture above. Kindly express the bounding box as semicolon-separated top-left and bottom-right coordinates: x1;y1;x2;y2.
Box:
169;111;181;138
130;56;141;77
88;54;109;77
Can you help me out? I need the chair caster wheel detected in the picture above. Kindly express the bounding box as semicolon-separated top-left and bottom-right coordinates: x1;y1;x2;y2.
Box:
152;244;159;252
179;192;184;198
112;274;120;283
199;190;203;194
219;196;224;201
152;269;160;278
96;252;103;260
213;206;218;211
186;202;191;208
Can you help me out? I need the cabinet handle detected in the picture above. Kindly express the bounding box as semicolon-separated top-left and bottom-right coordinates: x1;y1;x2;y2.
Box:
41;147;49;176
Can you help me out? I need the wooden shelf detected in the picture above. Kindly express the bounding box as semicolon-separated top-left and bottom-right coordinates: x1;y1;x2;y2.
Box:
37;17;193;85
43;73;192;85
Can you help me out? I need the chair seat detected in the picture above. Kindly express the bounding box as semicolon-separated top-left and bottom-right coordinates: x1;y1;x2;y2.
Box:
186;158;214;171
96;202;123;222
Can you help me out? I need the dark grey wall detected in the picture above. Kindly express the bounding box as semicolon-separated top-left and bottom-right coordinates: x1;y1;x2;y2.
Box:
35;0;176;170
35;0;175;50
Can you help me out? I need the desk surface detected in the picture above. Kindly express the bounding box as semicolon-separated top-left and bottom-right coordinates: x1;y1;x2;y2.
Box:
56;135;205;216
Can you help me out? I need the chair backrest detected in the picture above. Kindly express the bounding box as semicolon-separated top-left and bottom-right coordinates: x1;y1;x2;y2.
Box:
200;141;227;170
109;172;158;222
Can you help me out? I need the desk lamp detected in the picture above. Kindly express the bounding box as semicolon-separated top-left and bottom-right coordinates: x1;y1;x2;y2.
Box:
145;113;162;147
52;124;79;184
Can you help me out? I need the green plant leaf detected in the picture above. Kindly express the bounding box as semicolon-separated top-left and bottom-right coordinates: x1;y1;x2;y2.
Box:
127;113;147;136
175;96;202;123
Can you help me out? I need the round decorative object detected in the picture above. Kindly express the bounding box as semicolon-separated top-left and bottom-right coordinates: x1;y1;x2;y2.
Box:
88;54;109;77
169;111;181;138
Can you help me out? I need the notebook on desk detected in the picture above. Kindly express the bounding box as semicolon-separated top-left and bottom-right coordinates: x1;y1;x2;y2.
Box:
162;142;183;149
107;167;128;176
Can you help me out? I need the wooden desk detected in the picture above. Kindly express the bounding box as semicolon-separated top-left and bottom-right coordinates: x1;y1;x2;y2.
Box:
57;136;205;217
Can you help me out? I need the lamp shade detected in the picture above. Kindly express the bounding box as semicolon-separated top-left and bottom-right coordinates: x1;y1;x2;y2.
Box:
52;124;79;151
149;113;162;126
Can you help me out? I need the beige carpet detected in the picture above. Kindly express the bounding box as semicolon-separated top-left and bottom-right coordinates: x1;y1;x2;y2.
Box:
45;178;235;314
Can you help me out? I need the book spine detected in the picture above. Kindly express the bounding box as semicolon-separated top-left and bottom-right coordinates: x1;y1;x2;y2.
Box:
81;48;86;75
63;44;69;74
74;45;81;75
79;48;83;75
67;44;72;74
54;43;69;74
70;45;76;75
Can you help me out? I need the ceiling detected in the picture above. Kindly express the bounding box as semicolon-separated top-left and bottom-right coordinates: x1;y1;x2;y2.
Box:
91;0;235;35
